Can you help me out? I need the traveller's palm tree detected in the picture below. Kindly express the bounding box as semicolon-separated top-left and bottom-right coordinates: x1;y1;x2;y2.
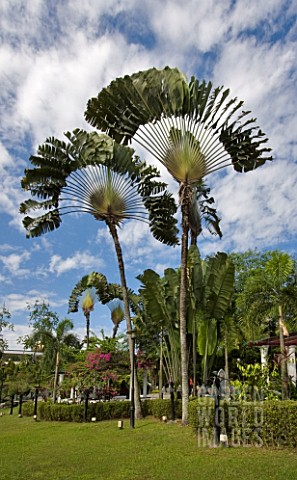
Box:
84;66;272;423
106;299;125;338
80;288;96;349
20;129;178;418
68;272;113;313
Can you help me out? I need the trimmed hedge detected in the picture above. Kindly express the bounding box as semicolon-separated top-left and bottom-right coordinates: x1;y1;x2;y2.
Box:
188;398;297;448
21;398;182;422
142;399;182;419
22;397;297;448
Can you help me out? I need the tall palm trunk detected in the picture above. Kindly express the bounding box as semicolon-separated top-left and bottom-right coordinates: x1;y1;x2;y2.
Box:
278;304;288;399
180;184;191;425
85;311;90;348
108;221;142;419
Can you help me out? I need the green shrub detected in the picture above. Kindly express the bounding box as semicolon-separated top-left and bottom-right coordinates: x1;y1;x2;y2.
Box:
90;401;130;421
142;399;182;419
38;403;84;422
188;398;297;448
21;401;34;417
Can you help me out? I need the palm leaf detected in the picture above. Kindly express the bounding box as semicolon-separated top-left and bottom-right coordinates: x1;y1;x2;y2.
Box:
21;129;178;245
85;66;272;181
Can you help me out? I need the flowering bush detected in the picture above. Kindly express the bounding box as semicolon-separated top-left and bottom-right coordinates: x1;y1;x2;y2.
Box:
86;350;111;370
136;349;153;370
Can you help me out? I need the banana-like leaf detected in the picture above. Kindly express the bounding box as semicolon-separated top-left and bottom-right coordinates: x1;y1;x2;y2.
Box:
198;318;217;356
204;252;235;319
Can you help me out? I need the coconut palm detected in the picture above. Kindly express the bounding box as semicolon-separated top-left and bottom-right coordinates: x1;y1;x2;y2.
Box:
84;66;272;423
20;129;178;419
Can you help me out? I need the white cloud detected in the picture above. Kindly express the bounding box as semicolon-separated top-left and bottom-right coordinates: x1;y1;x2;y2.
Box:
0;250;31;276
3;324;32;351
202;159;297;254
0;290;63;314
49;250;105;276
151;0;230;52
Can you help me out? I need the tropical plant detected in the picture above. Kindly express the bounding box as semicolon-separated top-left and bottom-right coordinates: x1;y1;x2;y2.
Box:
189;182;222;246
195;251;235;384
69;272;119;312
137;268;181;388
106;299;125;338
0;305;13;355
20;130;178;419
80;288;97;348
85;66;272;424
69;273;126;340
236;251;295;399
21;302;79;403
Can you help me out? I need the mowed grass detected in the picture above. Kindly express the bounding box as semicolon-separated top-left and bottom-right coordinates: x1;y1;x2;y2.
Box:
0;410;296;480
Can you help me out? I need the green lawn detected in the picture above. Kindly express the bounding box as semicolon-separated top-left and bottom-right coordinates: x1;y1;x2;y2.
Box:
0;411;296;480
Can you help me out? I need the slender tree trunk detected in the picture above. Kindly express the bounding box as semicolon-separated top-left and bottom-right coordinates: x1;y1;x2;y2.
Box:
33;388;38;417
85;311;90;348
18;394;23;416
278;304;288;399
112;324;119;338
224;330;229;382
203;340;208;385
192;319;197;396
159;328;163;398
9;394;14;415
108;221;142;419
53;350;60;404
180;185;190;425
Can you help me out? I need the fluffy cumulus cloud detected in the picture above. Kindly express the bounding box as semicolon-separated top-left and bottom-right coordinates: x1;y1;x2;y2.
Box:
0;0;296;347
49;251;105;276
0;250;31;277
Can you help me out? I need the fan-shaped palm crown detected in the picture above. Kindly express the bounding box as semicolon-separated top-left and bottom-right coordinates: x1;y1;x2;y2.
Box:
20;129;178;245
85;66;272;184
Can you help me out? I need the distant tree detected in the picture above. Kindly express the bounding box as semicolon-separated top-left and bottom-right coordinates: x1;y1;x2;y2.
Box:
235;251;295;399
68;272;129;340
21;302;80;403
0;305;13;355
106;299;125;338
80;288;97;349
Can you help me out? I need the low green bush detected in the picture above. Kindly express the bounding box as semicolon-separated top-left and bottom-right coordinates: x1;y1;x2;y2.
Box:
22;400;131;422
21;398;182;422
142;399;182;419
90;401;131;421
21;401;34;417
188;398;297;448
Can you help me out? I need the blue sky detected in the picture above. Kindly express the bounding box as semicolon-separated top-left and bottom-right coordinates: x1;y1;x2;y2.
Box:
1;0;297;349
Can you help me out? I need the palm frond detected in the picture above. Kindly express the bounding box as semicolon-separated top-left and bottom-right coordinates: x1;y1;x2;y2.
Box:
85;66;272;183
